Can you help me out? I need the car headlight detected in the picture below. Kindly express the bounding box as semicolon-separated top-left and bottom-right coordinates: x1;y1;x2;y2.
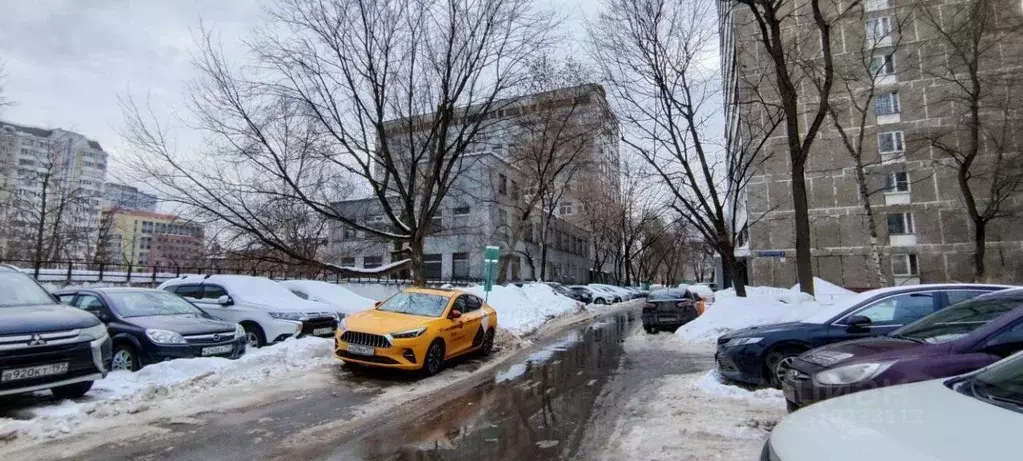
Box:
81;323;108;341
339;317;348;331
390;327;427;339
814;361;895;385
723;337;763;348
269;312;307;321
234;323;245;338
145;329;187;345
333;312;346;322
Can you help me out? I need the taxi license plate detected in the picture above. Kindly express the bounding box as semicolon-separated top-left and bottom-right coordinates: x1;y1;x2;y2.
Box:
202;345;235;356
347;344;375;356
1;362;69;382
312;327;334;336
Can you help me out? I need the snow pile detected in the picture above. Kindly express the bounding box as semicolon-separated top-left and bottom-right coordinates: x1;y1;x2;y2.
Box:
692;370;785;407
0;337;333;440
790;277;856;305
674;285;825;343
461;283;584;336
684;284;716;302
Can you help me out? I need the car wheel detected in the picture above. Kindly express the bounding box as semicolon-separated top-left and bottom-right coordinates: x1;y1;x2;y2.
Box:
422;340;446;376
595;298;607;305
766;347;805;388
243;323;266;348
51;381;94;399
480;329;496;356
645;327;658;334
111;344;140;372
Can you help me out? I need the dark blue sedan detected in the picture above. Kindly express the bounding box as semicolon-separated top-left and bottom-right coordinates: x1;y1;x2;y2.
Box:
715;284;1011;388
53;288;246;371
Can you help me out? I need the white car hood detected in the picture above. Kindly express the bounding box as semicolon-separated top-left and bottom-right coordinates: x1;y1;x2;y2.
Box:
772;379;1021;461
244;296;335;313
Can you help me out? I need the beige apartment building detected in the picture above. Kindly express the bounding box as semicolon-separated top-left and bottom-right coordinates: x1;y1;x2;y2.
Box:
721;0;1023;289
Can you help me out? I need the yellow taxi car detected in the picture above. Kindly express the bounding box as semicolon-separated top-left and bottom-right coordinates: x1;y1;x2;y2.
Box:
334;287;498;375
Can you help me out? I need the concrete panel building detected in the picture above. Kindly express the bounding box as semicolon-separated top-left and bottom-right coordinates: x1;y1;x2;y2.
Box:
721;0;1023;289
103;183;158;212
99;209;204;269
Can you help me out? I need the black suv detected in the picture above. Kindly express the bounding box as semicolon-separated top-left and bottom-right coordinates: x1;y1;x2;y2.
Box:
0;265;112;398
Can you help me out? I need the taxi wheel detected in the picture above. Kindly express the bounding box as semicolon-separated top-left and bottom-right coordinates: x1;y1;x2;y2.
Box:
422;340;446;377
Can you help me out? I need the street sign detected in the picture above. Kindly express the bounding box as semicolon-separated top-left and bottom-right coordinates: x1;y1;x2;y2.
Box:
482;246;500;294
757;250;786;258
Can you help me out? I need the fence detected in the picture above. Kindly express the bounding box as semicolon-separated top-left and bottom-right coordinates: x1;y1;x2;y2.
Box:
1;259;484;288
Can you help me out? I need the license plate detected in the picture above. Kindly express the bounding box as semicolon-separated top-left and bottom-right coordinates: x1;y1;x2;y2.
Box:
346;344;375;356
312;327;334;336
1;362;69;382
202;345;235;356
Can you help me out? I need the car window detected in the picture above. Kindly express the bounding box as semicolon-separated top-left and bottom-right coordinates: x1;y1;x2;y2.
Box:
56;294;76;305
377;292;450;317
984;321;1023;350
894;296;1023;344
107;291;205;318
290;289;309;300
649;290;686;301
202;284;227;300
173;284;202;299
452;296;467;312
947;290;994;307
849;292;936;326
74;294;105;311
0;271;57;307
462;296;483;312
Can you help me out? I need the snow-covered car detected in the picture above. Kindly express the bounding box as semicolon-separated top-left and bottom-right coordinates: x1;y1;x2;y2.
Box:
279;280;376;316
765;351;1023;461
583;285;621;304
568;285;608;304
686;284;715;303
158;275;340;348
590;284;631;301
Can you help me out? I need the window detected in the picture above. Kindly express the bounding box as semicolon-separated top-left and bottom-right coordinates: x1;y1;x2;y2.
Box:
869;54;895;76
982;321;1023;357
429;213;443;232
511;181;520;200
172;284;202;299
74;295;106;312
364;256;383;269
56;294;76;305
877;131;904;154
875;92;901;115
202;285;227;300
452;252;470;279
499;209;508;225
887;212;914;234
343;226;356;239
866;17;892;39
341;257;356;267
891;254;919;276
457;295;482;313
498;174;507;195
849;291;934;326
946;290;992;306
886;171;909;192
291;289;309;300
453;206;470;217
559;201;574;216
423;254;442;279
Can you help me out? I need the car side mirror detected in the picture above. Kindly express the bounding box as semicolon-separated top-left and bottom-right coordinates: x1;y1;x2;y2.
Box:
845;315;872;329
449;309;462;319
216;295;234;306
374;301;382;308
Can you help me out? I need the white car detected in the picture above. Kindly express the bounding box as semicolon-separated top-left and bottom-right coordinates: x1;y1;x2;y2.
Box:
279;280;376;315
587;284;623;303
591;284;632;301
158;275;340;348
569;285;615;304
765;352;1023;461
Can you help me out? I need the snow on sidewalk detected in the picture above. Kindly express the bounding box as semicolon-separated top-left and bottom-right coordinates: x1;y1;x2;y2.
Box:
461;283;585;336
0;337;334;441
674;278;854;344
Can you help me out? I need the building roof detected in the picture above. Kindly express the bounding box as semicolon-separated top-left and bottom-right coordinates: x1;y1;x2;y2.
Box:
0;120;54;138
104;207;197;224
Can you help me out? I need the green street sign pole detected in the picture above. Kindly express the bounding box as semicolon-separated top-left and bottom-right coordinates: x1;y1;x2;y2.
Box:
483;245;500;303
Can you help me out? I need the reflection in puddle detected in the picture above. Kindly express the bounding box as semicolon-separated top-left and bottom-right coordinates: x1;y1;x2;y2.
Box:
337;312;633;461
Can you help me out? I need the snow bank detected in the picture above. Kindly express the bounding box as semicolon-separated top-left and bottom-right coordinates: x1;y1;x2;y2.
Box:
0;337;333;440
692;370;785;407
791;277;856;305
461;283;584;336
674;285;826;343
684;284;716;302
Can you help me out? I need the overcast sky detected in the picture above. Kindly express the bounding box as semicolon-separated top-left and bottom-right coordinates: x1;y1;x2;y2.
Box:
0;0;678;182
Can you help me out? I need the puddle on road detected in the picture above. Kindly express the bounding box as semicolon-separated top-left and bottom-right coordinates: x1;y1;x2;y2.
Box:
332;313;633;461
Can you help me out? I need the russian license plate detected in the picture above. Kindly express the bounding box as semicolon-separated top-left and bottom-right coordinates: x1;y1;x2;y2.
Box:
202;345;235;356
312;327;334;336
1;362;69;382
346;344;375;356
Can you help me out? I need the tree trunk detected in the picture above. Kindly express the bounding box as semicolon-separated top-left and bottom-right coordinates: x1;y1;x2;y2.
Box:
721;249;748;297
409;234;426;286
973;218;986;281
791;162;815;296
852;156;887;287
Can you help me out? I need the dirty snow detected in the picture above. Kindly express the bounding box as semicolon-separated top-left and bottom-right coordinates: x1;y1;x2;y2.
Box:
693;370;786;407
0;337;334;441
674;285;831;344
460;283;584;336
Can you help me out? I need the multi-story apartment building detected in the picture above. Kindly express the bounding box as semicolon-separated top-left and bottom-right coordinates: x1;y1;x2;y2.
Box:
99;209;204;269
103;183;158;212
721;0;1023;289
329;84;620;282
0;121;108;260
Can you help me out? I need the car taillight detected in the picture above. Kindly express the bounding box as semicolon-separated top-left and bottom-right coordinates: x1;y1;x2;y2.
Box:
676;302;686;308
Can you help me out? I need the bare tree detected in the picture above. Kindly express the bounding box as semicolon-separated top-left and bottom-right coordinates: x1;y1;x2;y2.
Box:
727;0;861;295
915;0;1023;281
0;58;10;110
590;0;780;296
122;0;556;285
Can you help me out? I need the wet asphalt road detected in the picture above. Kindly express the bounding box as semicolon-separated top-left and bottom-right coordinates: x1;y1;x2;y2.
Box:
48;310;710;461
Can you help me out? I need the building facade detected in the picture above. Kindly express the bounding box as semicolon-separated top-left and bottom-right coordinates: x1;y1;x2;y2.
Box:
103;183;158;212
0;121;108;260
722;0;1023;289
99;209;204;269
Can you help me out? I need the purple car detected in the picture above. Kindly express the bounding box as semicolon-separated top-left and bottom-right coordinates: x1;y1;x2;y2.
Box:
783;288;1023;412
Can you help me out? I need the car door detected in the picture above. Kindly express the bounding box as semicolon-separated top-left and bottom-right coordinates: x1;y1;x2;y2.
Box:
445;295;474;355
194;284;244;324
460;295;487;351
832;291;939;340
72;294;118;331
